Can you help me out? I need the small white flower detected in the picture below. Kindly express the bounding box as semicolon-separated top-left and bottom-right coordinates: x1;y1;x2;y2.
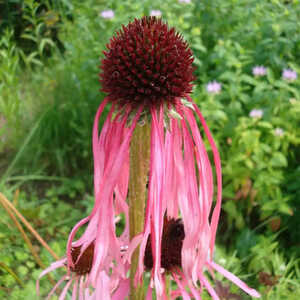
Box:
274;128;284;137
100;9;114;19
179;0;191;3
279;264;286;272
249;109;263;119
150;10;162;17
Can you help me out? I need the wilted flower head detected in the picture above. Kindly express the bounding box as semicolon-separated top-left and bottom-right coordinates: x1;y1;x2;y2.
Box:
144;217;185;271
206;80;222;94
274;127;284;137
282;68;297;81
252;65;267;77
100;9;114;19
149;10;162;17
40;17;260;299
249;109;263;118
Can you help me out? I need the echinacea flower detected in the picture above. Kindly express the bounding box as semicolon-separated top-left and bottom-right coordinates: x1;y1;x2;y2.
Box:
282;68;297;81
206;81;222;94
252;66;267;77
40;17;260;299
101;16;259;299
37;102;135;298
100;9;114;19
249;109;263;119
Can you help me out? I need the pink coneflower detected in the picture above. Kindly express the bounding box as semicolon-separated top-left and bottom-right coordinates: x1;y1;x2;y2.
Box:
101;16;259;298
252;66;267;77
100;9;114;19
38;104;134;298
282;68;297;81
40;17;260;299
206;81;222;94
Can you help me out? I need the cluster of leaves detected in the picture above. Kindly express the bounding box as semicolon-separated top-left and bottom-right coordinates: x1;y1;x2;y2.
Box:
0;0;64;154
0;0;300;299
0;184;86;299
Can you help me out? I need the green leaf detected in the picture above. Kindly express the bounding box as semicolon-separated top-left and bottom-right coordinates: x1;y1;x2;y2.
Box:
270;152;288;167
258;121;273;129
236;229;258;257
279;203;293;215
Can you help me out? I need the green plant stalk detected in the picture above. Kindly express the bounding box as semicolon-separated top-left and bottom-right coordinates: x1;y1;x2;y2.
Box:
129;121;151;300
0;192;60;260
0;262;24;288
0;195;56;286
0;112;46;187
165;274;171;298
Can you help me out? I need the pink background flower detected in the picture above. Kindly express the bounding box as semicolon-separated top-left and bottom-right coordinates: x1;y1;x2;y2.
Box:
100;9;114;19
206;81;222;94
282;68;297;81
252;65;267;76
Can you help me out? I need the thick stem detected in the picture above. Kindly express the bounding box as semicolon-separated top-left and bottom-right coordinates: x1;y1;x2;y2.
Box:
165;274;171;299
129;121;151;300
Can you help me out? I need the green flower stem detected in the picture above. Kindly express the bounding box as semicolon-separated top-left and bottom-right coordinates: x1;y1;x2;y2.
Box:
129;121;151;300
0;193;57;287
0;262;24;288
165;274;171;298
0;192;60;261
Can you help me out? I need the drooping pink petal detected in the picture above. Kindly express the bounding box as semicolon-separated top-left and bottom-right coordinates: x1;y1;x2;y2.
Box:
37;258;67;295
208;261;261;298
72;277;78;300
146;285;153;300
45;275;68;300
93;271;111;300
187;96;222;256
201;276;220;300
59;277;74;300
123;233;143;263
93;97;110;195
149;106;165;296
112;278;130;299
172;271;191;300
175;267;202;300
90;105;143;283
66;216;90;268
163;122;179;219
79;276;85;300
135;224;151;285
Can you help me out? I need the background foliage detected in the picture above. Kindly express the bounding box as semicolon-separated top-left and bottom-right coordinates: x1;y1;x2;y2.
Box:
0;0;299;299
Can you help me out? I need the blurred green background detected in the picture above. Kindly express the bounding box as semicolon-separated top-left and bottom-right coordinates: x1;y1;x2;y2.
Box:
0;0;299;299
